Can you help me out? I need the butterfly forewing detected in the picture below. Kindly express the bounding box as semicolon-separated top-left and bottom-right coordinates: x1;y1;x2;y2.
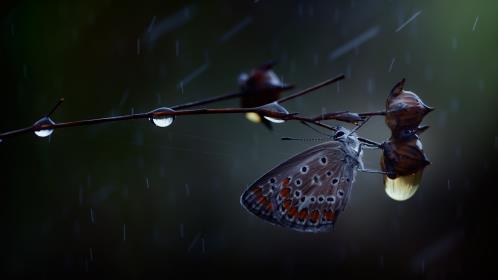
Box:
240;140;359;232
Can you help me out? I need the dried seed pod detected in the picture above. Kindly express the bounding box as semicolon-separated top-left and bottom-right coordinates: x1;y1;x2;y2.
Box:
385;79;433;139
239;61;294;129
380;137;430;201
381;137;430;178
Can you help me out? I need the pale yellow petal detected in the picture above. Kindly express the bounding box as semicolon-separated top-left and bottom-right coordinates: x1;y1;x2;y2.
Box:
245;112;262;123
384;170;423;201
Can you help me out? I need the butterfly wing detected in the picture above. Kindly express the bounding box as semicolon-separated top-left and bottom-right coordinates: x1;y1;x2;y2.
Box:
240;140;359;232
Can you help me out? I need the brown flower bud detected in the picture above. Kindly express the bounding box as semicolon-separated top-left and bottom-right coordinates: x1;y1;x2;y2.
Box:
238;61;294;129
381;137;431;179
380;137;430;201
385;79;433;139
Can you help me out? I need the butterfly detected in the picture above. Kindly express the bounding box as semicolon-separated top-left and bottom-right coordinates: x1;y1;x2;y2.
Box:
240;126;365;232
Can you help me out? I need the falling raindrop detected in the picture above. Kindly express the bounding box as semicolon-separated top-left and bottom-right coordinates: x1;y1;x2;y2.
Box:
123;224;126;241
451;37;458;50
136;37;141;55
259;102;289;124
89;248;94;262
149;107;175;127
472;16;479;32
79;185;84;205
185;184;190;197
33;117;55;137
367;78;375;95
188;233;201;252
388;57;396;72
449;98;460;112
89;208;95;224
478;80;485;92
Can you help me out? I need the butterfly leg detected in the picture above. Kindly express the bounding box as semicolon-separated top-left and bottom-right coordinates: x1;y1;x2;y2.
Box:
357;168;389;175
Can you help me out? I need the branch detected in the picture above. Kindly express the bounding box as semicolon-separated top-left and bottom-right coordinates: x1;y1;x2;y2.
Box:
0;74;345;141
277;74;345;103
311;110;386;123
170;91;244;110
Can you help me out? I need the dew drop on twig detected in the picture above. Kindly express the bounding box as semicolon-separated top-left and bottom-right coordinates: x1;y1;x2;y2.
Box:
149;107;175;127
33;117;55;137
260;102;289;124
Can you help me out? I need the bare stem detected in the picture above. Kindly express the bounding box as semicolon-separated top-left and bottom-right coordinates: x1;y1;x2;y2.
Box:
277;74;345;104
171;92;244;110
0;74;346;141
311;110;387;123
358;111;386;117
47;98;65;117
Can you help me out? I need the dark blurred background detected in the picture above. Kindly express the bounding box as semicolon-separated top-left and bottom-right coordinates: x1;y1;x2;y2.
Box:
2;0;498;278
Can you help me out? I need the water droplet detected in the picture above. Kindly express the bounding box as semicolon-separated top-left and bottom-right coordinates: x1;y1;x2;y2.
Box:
263;70;285;88
149;107;175;127
238;72;249;85
33;117;55;137
259;102;289;123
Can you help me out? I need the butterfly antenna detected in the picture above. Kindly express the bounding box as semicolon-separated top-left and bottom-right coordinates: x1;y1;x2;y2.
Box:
348;116;371;136
357;137;383;148
281;137;330;142
300;121;334;138
358;168;389;175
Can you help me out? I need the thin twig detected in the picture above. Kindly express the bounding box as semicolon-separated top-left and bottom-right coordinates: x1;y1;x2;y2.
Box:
171;91;244;110
47;98;65;117
358;110;386;117
277;74;345;103
358;137;383;148
0;74;345;141
311;110;386;123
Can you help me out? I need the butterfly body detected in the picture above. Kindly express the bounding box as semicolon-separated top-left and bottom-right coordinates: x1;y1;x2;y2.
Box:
240;128;362;232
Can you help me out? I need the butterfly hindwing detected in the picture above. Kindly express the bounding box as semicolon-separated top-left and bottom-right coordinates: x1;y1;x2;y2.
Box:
240;140;359;232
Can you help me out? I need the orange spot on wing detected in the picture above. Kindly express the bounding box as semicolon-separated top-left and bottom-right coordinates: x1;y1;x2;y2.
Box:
282;178;290;186
283;199;292;210
288;207;298;217
279;187;291;198
324;210;335;221
250;186;263;196
298;209;308;220
265;201;273;211
256;196;266;205
309;210;320;223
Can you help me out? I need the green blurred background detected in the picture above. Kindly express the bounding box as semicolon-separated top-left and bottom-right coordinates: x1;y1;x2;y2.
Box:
2;0;498;278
